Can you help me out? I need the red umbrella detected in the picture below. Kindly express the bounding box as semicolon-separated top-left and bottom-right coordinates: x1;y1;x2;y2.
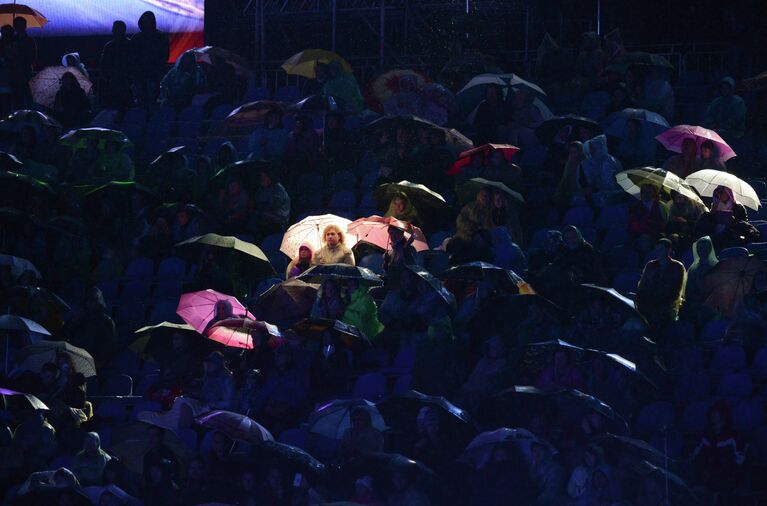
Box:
206;317;285;350
655;125;736;162
176;289;255;335
347;215;429;252
195;410;274;444
447;143;519;176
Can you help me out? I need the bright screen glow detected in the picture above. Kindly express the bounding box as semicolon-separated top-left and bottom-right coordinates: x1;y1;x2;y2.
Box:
24;0;204;36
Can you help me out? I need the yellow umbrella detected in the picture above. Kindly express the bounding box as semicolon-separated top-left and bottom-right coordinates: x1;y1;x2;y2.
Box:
281;49;352;79
0;3;47;28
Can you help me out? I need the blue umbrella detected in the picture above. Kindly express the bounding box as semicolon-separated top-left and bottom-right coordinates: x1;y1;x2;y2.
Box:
602;108;669;139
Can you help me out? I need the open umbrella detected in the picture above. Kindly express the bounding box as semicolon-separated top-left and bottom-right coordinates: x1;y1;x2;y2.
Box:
459;428;552;469
281;49;352;78
535;115;602;145
6;285;71;334
616;167;704;206
366;68;429;112
602;108;670;139
702;255;767;317
405;265;456;308
206;317;285;350
292;318;370;351
0;254;41;280
30;67;91;109
741;70;767;91
109;422;192;475
15;340;96;377
308;399;386;439
1;387;48;411
606;52;674;74
0;3;47;28
281;214;357;259
209;159;275;190
684;169;760;210
83;181;159;203
60;127;130;151
456;73;545;115
447;143;519;176
130;321;197;361
251;279;319;327
0;170;54;195
342;453;439;492
224;100;286;132
597;433;679;469
0;151;24;170
289;94;339;113
441;262;525;292
456;177;524;205
176;289;255;335
364;115;473;151
373;180;447;211
347;215;429;252
0;109;61;135
190;46;253;76
0;314;50;340
297;264;383;285
195;410;274;444
376;390;475;444
251;441;327;477
175;233;275;278
656;125;736;162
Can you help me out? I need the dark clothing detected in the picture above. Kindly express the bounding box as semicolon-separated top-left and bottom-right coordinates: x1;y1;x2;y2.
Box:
130;12;169;106
628;200;666;238
53;87;91;129
100;37;133;108
636;258;686;329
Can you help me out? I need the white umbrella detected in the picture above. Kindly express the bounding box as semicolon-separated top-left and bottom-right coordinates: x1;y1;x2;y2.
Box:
684;169;761;211
279;214;357;259
29;66;92;109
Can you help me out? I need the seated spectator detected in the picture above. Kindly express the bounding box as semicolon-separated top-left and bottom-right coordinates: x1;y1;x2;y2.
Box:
352;475;383;506
71;432;110;486
217;177;249;234
171;205;203;243
99;139;135;181
628;184;668;252
287;243;314;279
491;189;523;246
695;185;756;249
143;458;180;506
247;167;291;238
53;71;91;128
322;110;357;168
698;139;726;171
313;224;355;265
11;410;57;473
666;190;704;238
383;225;418;276
472;83;508;145
159;51;205;110
691;400;746;493
247;109;288;161
384;74;423;117
455;336;508;409
284;114;320;172
384;192;420;225
248;345;308;428
64;287;118;366
555;141;585;207
616;117;656;168
506;87;544;146
342;278;384;340
578;135;622;207
321;61;364;114
637;68;674;121
235;369;261;415
196;351;235;410
490;227;527;274
340;407;384;460
704;76;746;139
663;137;699;178
636;238;687;329
312;279;347;320
142;425;180;484
535;349;585;391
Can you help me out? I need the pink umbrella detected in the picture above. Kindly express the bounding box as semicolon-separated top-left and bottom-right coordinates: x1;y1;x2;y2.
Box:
206;317;286;350
655;125;736;161
447;143;520;176
347;215;429;252
176;289;255;334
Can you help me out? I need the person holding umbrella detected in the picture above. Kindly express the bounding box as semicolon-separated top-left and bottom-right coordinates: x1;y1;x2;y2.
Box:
695;185;756;249
286;242;314;279
662;137;699;178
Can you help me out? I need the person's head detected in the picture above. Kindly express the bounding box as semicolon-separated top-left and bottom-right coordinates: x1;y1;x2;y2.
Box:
485;83;502;103
214;300;233;320
12;16;26;33
477;187;492;206
241;469;257;491
707;400;732;436
656;238;673;259
138;11;157;33
719;76;735;97
217;142;236;166
483;336;505;359
321;279;341;299
700;140;716;160
530;441;548;463
204;351;226;374
314;63;328;83
56;353;74;376
395;126;411;145
293;114;311;133
492;190;506;208
429;128;446;145
266;468;283;490
639;184;658;203
83;432;101;455
322;224;344;247
563;225;583;250
512;87;531;107
186;457;205;482
178;51;197;73
351;407;373;430
298;243;313;261
265;108;282;129
0;25;14;41
388;225;405;245
63;53;80;68
176;207;192;227
671;191;687;207
258;169;273;188
583;445;602;468
713;185;733;204
544;230;563;254
41;362;58;385
60;72;80;91
681;137;697;158
578;125;596;142
112;20;127;39
392;192;409;214
391;470;411;491
491;445;510;464
226;178;241;195
326;111;344;130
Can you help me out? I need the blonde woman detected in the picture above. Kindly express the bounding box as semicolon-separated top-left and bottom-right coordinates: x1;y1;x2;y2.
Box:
312;224;355;266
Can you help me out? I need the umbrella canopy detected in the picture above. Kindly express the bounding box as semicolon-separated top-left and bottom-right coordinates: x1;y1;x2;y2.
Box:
206;317;285;350
130;322;197;361
742;70;767;92
0;3;47;28
597;433;680;469
280;214;357;258
535;115;602;144
83;180;159;202
109;422;192;475
5;285;71;333
616;167;705;206
289;94;339;112
447;143;519;176
1;387;48;411
209;159;275;190
376;390;475;441
456;73;546;115
281;49;352;78
364;115;473;151
0;151;24;170
456;177;524;205
297;263;383;285
30;67;91;109
0;254;41;280
702;256;767;317
251;441;327;477
252;279;319;327
373;180;447;211
16;340;96;377
405;265;456;308
684;169;760;210
656;125;736;162
292;318;370;351
224;100;286;132
342;453;439;493
602;108;670;139
176;289;255;335
366;68;429;112
441;261;525;292
175;233;275;278
0;170;54;195
0;314;50;341
0;109;61;135
60;127;130;151
195;410;274;444
580;283;637;311
347;215;429;252
460;427;551;469
308;399;386;440
190;46;253;76
606;52;674;74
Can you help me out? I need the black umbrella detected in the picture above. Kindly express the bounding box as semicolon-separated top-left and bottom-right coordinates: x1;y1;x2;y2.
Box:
289;94;339;112
535;115;602;144
297;263;383;285
405;265;456;308
1;387;49;411
342;452;439;491
597;433;680;469
210;159;277;190
373;180;447;211
364;115;473;151
292;318;370;352
250;441;327;478
441;262;525;293
0;151;24;170
251;279;319;327
175;233;276;278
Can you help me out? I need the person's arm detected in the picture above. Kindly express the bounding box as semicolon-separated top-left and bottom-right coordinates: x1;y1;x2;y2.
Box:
343;248;356;266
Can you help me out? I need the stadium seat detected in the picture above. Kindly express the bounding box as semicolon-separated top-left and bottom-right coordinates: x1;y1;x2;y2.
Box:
260;233;284;255
716;372;753;399
329;170;357;191
156;257;187;279
359;253;384;275
148;299;180;324
732;399;766;432
700;319;730;343
352;372;387;399
124;257;155;280
612;271;640;294
710;344;746;373
750;346;767;378
328;191;357;210
673;371;710;404
244;86;271;102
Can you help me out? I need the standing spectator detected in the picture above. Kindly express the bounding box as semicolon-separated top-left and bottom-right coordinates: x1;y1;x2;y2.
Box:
11;16;35;108
284;114;321;173
472;84;507;145
71;432;111;486
53;72;91;128
698;139;726;171
64;287;118;367
130;11;170;107
159;51;205;110
313;224;355;265
321;61;364;114
636;238;687;329
704;76;746;140
248;109;288;161
100;21;133;109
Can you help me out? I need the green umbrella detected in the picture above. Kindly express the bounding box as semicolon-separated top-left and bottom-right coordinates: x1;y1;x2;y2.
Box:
59;127;132;151
0;109;62;134
456;177;524;205
373;180;447;211
0;170;54;194
175;233;275;278
210;159;277;189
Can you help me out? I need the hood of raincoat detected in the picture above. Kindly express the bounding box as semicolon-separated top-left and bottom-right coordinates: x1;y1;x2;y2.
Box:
138;11;157;33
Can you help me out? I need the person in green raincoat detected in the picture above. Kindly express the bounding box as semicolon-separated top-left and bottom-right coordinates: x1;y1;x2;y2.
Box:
320;61;364;114
342;279;384;339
